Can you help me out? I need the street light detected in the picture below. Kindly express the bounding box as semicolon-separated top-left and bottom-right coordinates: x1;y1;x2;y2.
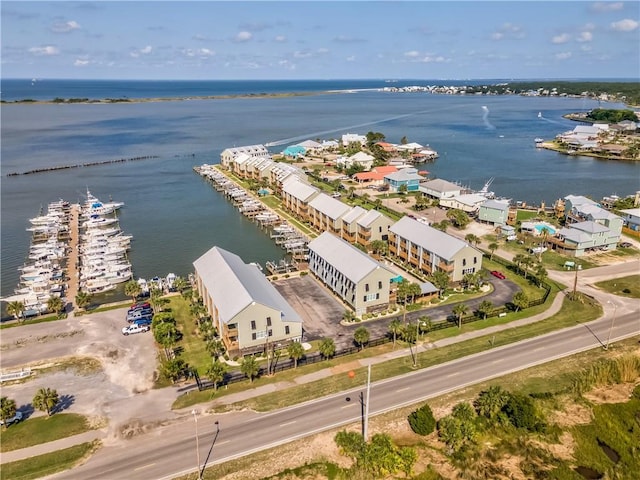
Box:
605;301;618;350
191;409;202;480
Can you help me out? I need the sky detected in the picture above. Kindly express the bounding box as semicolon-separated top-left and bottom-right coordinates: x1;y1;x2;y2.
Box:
1;1;639;80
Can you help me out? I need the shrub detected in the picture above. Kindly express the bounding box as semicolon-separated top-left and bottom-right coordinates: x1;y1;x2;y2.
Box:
408;403;436;435
502;394;545;432
300;271;308;276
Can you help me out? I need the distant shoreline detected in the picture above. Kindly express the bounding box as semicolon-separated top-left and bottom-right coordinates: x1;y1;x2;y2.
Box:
1;90;346;105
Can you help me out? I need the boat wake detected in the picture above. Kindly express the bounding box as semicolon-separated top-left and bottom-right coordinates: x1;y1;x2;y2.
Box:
265;103;470;147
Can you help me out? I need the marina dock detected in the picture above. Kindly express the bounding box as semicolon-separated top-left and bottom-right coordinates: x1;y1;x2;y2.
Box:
66;204;80;313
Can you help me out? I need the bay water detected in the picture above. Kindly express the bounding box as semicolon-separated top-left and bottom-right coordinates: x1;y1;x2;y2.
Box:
2;80;639;298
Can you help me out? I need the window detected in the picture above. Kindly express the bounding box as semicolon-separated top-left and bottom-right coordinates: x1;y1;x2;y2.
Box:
474;257;477;264
285;326;290;335
266;317;272;327
365;293;377;302
252;333;257;340
379;226;382;233
365;283;369;292
462;258;467;266
268;329;273;337
251;320;256;330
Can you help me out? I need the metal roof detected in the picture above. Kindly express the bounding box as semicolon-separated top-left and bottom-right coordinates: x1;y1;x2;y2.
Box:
193;246;302;325
357;209;384;228
282;179;319;202
308;232;394;283
308;193;352;219
390;216;472;260
421;178;462;193
342;206;367;224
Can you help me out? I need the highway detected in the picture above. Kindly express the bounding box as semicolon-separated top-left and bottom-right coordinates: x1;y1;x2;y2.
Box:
54;309;639;480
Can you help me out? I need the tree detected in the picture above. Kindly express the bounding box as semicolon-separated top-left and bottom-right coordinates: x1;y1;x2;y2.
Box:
535;263;548;288
334;430;366;462
452;402;476;423
477;300;494;320
408;403;436;435
0;397;17;428
342;309;356;323
437;415;465;452
502;393;544;431
47;296;65;316
205;338;225;360
388;318;402;347
161;358;187;383
398;183;408;195
75;291;91;311
6;301;25;322
206;361;228;390
240;356;260;383
287;341;305;368
173;276;189;293
400;135;409;144
488;242;498;260
418;315;432;335
452;303;469;328
353;326;370;350
369;239;388;257
512;291;529;312
348;186;356;199
319;338;336;361
512;253;527;275
150;287;164;312
465;233;479;246
153;321;181;359
33;387;59;416
520;255;535;279
430;271;449;298
124;279;141;302
473;385;510;419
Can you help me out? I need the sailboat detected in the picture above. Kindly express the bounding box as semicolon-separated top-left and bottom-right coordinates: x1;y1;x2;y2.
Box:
537;112;542;118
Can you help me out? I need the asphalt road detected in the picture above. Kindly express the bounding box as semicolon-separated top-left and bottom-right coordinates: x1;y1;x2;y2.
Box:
52;310;639;480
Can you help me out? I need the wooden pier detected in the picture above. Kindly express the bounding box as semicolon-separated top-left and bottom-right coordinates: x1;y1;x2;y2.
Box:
66;204;80;314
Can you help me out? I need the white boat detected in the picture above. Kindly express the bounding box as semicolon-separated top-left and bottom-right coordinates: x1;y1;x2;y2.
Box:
165;273;177;291
538;112;542;118
138;278;149;295
83;278;116;294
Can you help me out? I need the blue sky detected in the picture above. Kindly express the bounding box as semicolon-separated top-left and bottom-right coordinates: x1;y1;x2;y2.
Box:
2;1;638;80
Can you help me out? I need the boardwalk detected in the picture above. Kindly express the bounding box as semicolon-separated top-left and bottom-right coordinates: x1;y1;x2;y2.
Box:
66;204;80;315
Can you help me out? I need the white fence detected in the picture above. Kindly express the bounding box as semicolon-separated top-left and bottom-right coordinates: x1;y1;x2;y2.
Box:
0;368;32;383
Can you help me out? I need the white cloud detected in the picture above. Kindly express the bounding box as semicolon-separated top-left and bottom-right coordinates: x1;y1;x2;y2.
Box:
29;46;60;56
293;50;313;59
74;58;89;66
51;20;80;33
140;45;153;54
420;55;446;63
404;50;420;57
317;47;329;54
182;48;214;58
346;55;356;62
274;35;286;42
552;33;571;44
234;31;253;43
491;23;525;41
577;31;593;42
591;2;623;12
610;19;638;32
490;32;504;40
581;45;592;52
555;52;572;60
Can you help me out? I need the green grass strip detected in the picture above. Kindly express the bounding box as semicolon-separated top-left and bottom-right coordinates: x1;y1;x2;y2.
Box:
0;441;99;480
0;414;94;452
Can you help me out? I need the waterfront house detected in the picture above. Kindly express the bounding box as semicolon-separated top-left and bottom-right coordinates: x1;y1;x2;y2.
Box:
439;193;488;214
269;163;306;194
341;206;367;243
321;140;339;151
419;178;463;199
342;133;367;147
193;246;303;357
384;167;424;192
231;152;251;177
336;151;375;171
619;208;640;232
356;209;393;248
297;139;323;154
308;193;352;234
354;166;398;185
220;145;270;169
563;195;600;222
388;217;483;284
307;232;396;316
282;178;320;222
478;199;511;226
282;145;306;159
554;221;619;256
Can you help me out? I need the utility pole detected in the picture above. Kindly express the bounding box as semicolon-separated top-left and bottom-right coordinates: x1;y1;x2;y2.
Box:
572;263;580;300
191;410;202;480
363;364;371;442
605;301;617;350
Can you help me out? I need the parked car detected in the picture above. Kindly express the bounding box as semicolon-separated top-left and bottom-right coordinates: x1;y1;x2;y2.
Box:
122;324;150;336
132;316;152;327
619;242;632;248
490;270;506;279
130;302;150;310
0;411;23;426
127;308;153;321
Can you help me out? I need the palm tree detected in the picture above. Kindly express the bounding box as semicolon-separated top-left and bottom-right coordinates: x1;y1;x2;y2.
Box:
205;338;226;360
512;291;529;312
488;242;498;260
153;322;181;360
124;279;141;303
452;303;469;328
150;287;163;312
429;271;450;298
348;186;356;199
388;318;402;347
0;397;17;429
287;341;305;368
369;239;388;257
535;264;548;288
465;233;479;246
75;291;91;311
206;361;228;391
47;296;65;316
173;276;189;293
477;300;493;320
240;356;260;383
319;338;336;361
353;326;370;350
6;301;25;322
473;386;510;419
342;310;356;323
33;387;59;416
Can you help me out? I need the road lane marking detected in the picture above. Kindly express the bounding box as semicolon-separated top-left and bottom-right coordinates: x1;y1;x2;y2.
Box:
396;387;411;393
341;403;357;409
446;372;460;377
491;359;504;364
134;463;156;471
533;346;546;352
280;421;296;427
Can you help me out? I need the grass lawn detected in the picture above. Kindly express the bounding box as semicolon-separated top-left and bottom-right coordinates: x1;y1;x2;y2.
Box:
0;413;95;452
168;296;212;376
0;441;99;480
516;209;541;222
174;292;601;411
0;314;60;329
594;274;640;298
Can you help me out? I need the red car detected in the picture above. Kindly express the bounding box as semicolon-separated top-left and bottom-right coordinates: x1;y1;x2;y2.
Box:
490;270;506;280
